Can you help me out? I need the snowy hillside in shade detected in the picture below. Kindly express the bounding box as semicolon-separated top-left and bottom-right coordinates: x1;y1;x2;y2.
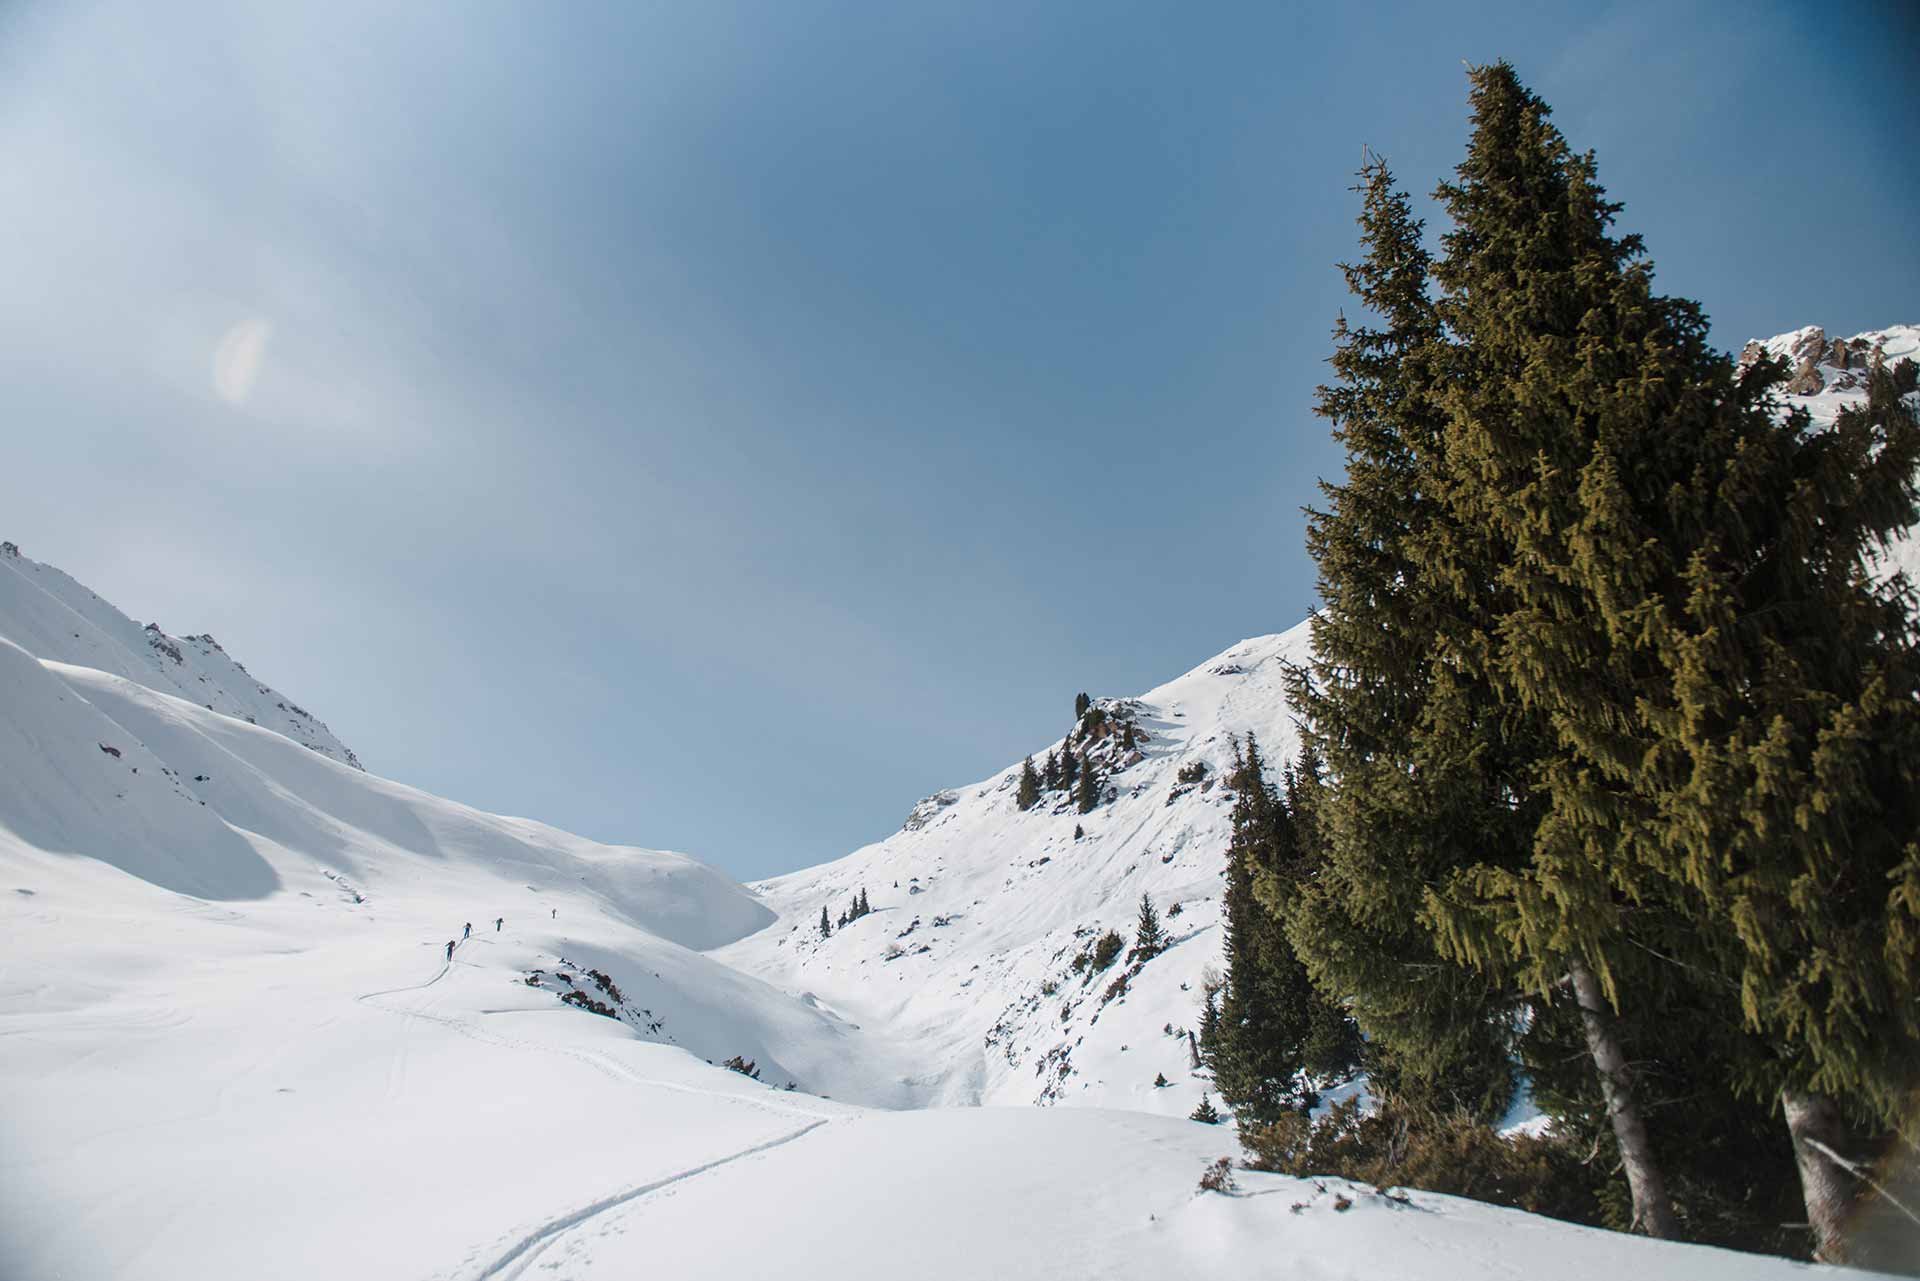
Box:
718;629;1305;1119
0;540;364;769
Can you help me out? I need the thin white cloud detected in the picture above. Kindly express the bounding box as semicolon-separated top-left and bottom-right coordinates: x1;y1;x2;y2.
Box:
211;315;271;406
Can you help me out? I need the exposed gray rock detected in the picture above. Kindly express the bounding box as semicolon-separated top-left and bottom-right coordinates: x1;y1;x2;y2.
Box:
1786;363;1826;395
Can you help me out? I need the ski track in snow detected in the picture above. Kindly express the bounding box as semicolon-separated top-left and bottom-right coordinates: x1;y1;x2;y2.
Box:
467;1117;833;1281
352;950;841;1281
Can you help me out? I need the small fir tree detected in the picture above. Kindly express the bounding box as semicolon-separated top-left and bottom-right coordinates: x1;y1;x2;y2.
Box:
1190;1093;1222;1125
1016;756;1042;811
1131;893;1166;962
1075;753;1101;813
819;906;831;939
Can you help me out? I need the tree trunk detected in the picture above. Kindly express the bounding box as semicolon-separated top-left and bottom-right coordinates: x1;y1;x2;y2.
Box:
1567;955;1679;1239
1782;1088;1855;1264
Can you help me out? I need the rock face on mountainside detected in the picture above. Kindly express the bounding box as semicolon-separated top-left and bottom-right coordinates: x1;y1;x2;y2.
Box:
0;543;363;770
717;322;1920;1121
1740;323;1916;399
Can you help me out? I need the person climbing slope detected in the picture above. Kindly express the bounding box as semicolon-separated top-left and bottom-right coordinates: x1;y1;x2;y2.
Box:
445;940;455;962
495;917;503;932
463;922;471;940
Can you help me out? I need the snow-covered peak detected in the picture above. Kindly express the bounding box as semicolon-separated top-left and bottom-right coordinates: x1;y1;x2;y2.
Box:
0;543;363;769
1739;322;1920;428
718;625;1312;1116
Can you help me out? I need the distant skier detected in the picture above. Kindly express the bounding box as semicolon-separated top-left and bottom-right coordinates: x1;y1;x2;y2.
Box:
445;940;455;962
463;922;471;940
495;917;503;932
551;908;557;919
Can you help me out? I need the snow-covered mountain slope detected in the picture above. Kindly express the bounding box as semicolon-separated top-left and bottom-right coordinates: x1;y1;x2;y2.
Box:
5;323;1910;1280
0;575;1826;1281
718;628;1307;1119
719;322;1920;1126
0;541;363;769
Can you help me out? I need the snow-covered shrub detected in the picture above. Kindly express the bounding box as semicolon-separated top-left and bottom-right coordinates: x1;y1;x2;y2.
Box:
1197;1157;1237;1194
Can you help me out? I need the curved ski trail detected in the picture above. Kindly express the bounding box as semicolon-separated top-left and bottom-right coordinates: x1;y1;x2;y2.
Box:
354;954;842;1281
469;1116;832;1281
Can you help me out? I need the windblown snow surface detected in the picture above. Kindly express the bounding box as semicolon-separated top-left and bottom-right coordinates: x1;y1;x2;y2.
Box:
2;327;1909;1280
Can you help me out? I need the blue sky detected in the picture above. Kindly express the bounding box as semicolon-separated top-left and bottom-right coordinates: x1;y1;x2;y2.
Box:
1;1;1914;880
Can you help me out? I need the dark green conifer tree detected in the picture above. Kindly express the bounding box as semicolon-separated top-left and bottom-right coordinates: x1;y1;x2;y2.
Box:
1338;63;1920;1251
1131;893;1165;962
1060;744;1079;791
1634;358;1920;1260
1211;737;1364;1126
1016;756;1041;811
1075;692;1091;720
1074;753;1101;813
1283;155;1523;1127
819;906;831;939
1043;749;1061;791
1190;1093;1222;1125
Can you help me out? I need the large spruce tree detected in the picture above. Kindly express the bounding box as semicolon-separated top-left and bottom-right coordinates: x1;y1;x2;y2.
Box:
1366;62;1920;1253
1408;61;1702;1237
1282;156;1524;1126
1291;61;1919;1257
1638;357;1920;1262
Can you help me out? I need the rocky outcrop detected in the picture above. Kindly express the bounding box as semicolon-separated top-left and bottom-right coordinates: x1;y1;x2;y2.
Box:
1785;327;1830;395
1742;326;1900;399
903;790;961;832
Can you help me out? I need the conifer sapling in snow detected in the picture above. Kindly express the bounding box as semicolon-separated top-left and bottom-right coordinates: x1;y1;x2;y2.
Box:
1016;756;1042;811
1075;752;1101;813
1131;892;1165;963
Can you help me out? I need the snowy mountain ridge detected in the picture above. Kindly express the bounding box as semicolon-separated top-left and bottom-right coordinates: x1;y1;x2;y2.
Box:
0;541;364;769
719;626;1305;1119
